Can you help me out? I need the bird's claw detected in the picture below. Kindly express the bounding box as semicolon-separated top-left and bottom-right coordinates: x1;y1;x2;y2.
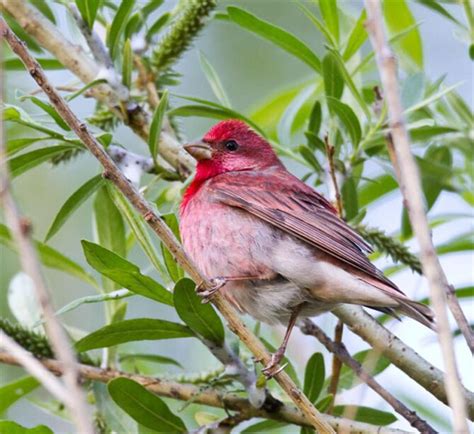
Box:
262;353;287;378
197;277;227;303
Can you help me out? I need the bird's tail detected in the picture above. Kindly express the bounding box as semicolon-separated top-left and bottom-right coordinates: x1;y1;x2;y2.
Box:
396;298;436;331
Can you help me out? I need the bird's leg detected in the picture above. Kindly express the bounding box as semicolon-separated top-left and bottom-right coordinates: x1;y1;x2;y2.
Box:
197;275;263;303
262;305;303;378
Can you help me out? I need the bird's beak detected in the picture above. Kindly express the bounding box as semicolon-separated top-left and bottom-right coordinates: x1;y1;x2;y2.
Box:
184;141;212;161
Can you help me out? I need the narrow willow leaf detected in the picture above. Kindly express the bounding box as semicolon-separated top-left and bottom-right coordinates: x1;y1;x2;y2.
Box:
6;137;49;156
241;420;287;433
316;394;333;412
199;51;231;107
81;240;173;306
65;78;108;102
337;350;390;390
8;145;80;178
75;0;102;28
108;378;186;433
358;175;398;208
0;421;53;434
227;6;321;72
333;405;397;425
343;9;367;60
383;0;423;68
405;83;461;115
119;353;182;368
106;0;135;58
437;232;474;255
76;318;193;351
122;39;133;88
173;278;225;345
297;4;337;47
124;12;143;40
327;97;361;146
4;58;63;70
414;0;464;27
308;100;322;135
146;12;171;42
30;0;56;23
0;376;40;414
21;95;70;131
148;90;168;161
160;214;184;282
322;52;344;99
298;145;322;173
45;175;104;242
303;353;325;403
319;0;339;43
342;176;359;220
109;188;168;279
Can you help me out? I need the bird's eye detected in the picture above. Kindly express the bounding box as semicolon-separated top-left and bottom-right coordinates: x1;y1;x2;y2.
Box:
224;140;239;151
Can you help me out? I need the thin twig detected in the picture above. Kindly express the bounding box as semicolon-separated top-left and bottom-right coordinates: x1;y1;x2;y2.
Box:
0;19;333;433
300;319;437;433
364;1;470;431
0;31;94;434
0;351;410;433
332;305;474;420
0;332;70;405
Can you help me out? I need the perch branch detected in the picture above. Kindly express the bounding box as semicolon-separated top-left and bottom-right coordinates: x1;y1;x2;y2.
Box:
332;305;474;420
0;351;410;433
300;319;437;433
0;33;94;434
0;19;333;433
364;0;470;431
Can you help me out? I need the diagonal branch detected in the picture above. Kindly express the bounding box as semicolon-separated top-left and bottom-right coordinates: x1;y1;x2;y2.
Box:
0;18;333;433
300;319;437;433
364;0;470;431
0;350;410;434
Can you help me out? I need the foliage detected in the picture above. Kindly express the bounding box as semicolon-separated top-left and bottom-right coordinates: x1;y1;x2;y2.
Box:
1;0;472;432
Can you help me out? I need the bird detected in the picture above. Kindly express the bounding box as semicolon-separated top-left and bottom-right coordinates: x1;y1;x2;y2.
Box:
179;119;435;377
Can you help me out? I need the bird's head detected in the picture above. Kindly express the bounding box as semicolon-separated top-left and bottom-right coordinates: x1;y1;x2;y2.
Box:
184;120;281;181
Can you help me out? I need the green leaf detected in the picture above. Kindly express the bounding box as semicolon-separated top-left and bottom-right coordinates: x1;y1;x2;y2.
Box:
81;240;173;306
405;83;461;115
322;52;344;99
343;9;367;60
414;0;464;27
6;137;49;156
227;6;321;72
173;278;225;345
75;0;102;28
0;377;39;415
303;353;325;403
119;353;182;368
108;378;186;433
297;4;337;47
0;224;96;286
76;318;193;351
383;0;423;68
106;0;135;59
327;97;361;146
148;90;169;161
341;176;359;221
298;145;323;173
308;100;322;135
241;420;287;433
0;421;53;434
437;232;474;255
316;394;333;412
333;405;397;425
401;73;425;109
199;51;231;107
109;187;167;279
122;39;133;88
338;350;390;390
45;175;104;241
4;58;63;70
146;12;171;42
8;145;79;178
319;0;339;43
160;214;184;283
30;0;56;23
358;175;398;208
409;126;457;142
65;78;108;102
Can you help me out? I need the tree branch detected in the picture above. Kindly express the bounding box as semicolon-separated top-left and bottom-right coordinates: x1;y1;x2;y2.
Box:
0;19;333;433
300;319;437;433
364;1;470;431
332;305;474;420
0;33;94;434
0;351;410;434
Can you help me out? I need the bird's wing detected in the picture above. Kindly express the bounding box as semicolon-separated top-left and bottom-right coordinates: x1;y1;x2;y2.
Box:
210;169;402;293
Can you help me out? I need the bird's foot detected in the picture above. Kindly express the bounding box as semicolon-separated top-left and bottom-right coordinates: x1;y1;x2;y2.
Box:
197;277;227;303
262;351;287;378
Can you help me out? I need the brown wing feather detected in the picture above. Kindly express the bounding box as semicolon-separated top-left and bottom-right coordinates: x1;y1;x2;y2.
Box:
209;168;403;294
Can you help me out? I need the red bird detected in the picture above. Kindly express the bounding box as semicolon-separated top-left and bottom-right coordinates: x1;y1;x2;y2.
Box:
179;120;434;376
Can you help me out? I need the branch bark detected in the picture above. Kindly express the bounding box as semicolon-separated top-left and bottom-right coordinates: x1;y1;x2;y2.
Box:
0;18;333;433
0;351;410;434
364;1;470;431
300;319;437;433
0;31;94;434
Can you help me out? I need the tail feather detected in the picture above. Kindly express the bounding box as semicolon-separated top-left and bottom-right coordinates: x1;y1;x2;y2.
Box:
396;298;436;331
